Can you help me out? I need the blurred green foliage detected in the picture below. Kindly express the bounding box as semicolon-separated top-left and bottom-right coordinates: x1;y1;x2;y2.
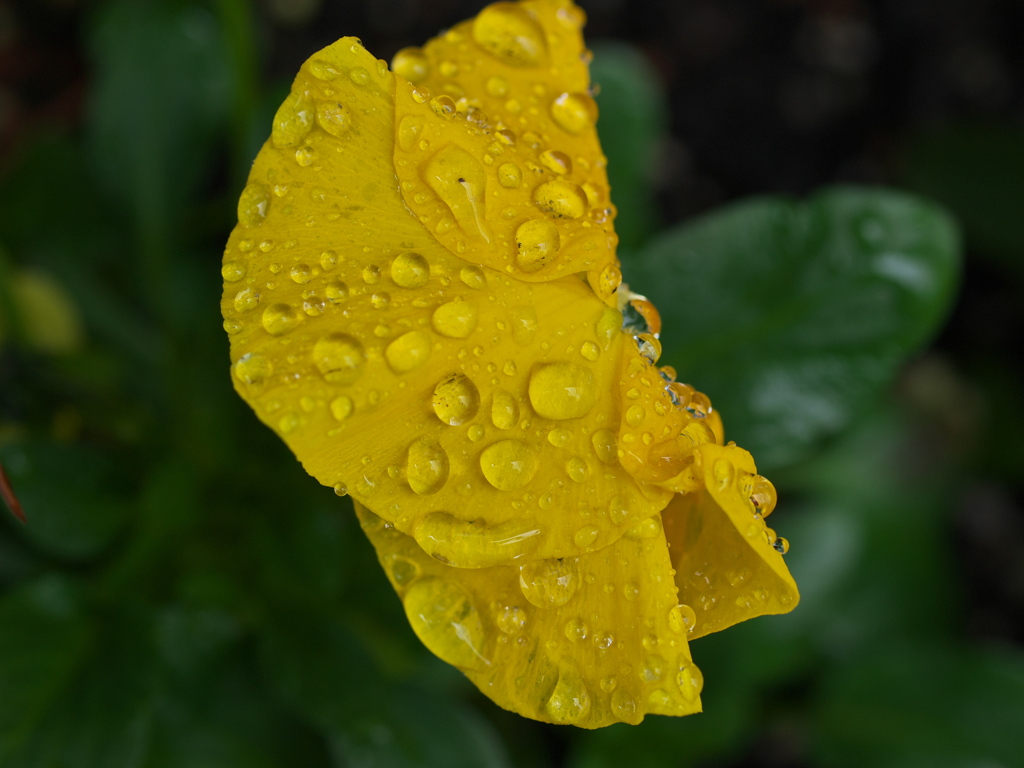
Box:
1;0;1022;766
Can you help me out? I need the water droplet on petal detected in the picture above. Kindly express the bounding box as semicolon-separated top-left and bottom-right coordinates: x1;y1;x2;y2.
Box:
330;395;353;421
390;555;420;586
490;389;519;430
669;604;697;635
574;524;599;549
515;219;559;272
313;333;366;384
386;330;432;373
533;180;587;219
480;439;537;490
391;252;430;288
460;266;486;289
407;437;450;494
472;3;546;67
391;46;430;83
234;353;272;385
496;605;527;635
317;100;351;137
539;150;572;175
550;92;597;134
677;661;704;702
529;362;597;420
432;300;478;338
519;557;579;608
262;303;300;335
566;456;588;482
325;280;348;304
591;429;618;464
432;373;480;425
290;263;312;283
238;183;270;227
403;578;488;670
222;261;246;282
565;617;587;642
271;90;314;148
498;162;522;188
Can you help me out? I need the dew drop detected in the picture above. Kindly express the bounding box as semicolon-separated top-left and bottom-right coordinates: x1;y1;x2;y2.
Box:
566;456;588;483
533;180;588;219
514;219;559;272
238;183;270;227
491;389;519;430
403;578;488;670
574;524;599;549
510;305;538;345
222;261;246;282
547;427;570;447
290;263;312;284
432;373;480;425
391;46;430;83
496;604;527;635
406;437;450;494
669;604;697;635
390;555;420;586
317;100;351;137
472;3;546;67
234;353;272;385
432;300;478;338
539;149;572;175
330;395;354;421
486;75;509;97
550;92;597;134
313;334;366;384
391;252;430;288
591;429;618;464
528;362;597;420
611;688;638;723
480;439;537;490
320;250;339;271
333;482;348;496
271;89;314;148
262;303;300;336
579;341;600;361
750;475;778;517
677;661;704;702
519;557;579;608
498;162;522;188
325;280;348;304
385;330;432;373
565;617;587;642
460;266;486;289
625;404;646;428
349;66;370;85
294;146;316;167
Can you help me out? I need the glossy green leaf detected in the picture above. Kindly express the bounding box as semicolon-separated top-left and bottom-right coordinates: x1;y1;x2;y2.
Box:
0;579;160;768
0;441;130;561
815;643;1024;768
591;41;667;252
629;186;960;469
261;611;512;768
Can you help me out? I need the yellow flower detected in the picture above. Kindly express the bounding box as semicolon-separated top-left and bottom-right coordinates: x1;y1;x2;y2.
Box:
221;0;798;728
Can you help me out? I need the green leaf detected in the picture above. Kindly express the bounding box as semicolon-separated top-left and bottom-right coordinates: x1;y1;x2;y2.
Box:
0;440;130;561
629;186;961;470
814;643;1024;768
0;579;160;768
591;41;668;253
261;611;512;768
905;123;1024;275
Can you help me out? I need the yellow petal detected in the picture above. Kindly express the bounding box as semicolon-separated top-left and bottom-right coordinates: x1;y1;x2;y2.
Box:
221;34;675;565
389;0;617;285
663;443;799;640
355;501;703;728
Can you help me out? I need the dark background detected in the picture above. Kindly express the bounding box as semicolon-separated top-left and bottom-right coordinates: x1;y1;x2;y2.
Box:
2;0;1024;766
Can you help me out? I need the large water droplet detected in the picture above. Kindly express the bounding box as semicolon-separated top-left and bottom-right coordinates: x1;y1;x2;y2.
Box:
515;219;560;272
391;46;430;83
491;389;519;430
498;162;522;188
238;183;270;227
432;373;480;425
519;557;579;608
262;303;300;336
460;266;486;289
545;668;590;724
539;150;572;175
414;513;541;567
573;524;599;548
591;429;617;464
313;334;365;384
317;100;351;137
403;578;488;670
566;456;588;483
472;3;546;67
330;395;353;421
550;92;597;134
234;353;272;385
677;661;704;702
528;362;596;420
423;145;491;240
222;261;246;282
271;90;314;148
391;252;430;288
432;300;478;338
233;287;260;313
480;439;537;490
386;330;432;373
533;180;587;219
407;437;450;495
564;617;587;642
669;604;697;635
